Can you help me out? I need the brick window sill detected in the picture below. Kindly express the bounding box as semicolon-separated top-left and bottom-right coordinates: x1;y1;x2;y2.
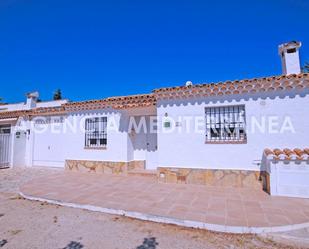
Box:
205;140;247;144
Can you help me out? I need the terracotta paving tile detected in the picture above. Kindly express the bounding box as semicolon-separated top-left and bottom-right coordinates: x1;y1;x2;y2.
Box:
226;217;248;227
259;201;283;209
190;202;208;212
148;207;170;217
226;209;246;220
185;211;206;222
97;201;126;210
247;220;270;228
170;204;190;213
208;201;226;212
261;207;285;215
205;214;225;225
303;210;309;218
243;200;261;208
244;205;264;214
208;197;226;206
265;213;292;226
281;211;308;224
120;202;143;212
189;197;208;207
167;210;189;220
207;207;226;218
20;172;309;229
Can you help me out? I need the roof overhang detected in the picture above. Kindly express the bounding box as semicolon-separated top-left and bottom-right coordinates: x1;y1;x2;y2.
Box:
0;118;18;125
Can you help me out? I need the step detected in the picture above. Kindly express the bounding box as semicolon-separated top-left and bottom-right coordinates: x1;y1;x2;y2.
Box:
128;169;157;178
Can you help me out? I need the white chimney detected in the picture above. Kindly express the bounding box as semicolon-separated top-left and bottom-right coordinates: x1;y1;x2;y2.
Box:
278;41;302;75
26;91;39;110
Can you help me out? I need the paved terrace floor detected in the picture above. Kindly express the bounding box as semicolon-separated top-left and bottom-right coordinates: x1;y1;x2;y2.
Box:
20;171;309;234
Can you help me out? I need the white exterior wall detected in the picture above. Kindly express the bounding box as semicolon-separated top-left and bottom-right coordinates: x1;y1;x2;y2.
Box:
31;109;130;167
4;89;308;171
7;106;157;168
157;90;309;171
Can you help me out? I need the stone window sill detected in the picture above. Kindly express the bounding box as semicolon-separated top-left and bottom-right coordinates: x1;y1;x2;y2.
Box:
205;140;247;144
84;146;107;150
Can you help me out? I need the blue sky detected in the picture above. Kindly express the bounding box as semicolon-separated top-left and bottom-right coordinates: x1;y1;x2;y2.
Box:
0;0;308;103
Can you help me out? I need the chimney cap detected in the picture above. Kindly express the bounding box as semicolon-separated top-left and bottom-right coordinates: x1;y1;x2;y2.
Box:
278;41;301;54
185;81;193;87
26;91;39;99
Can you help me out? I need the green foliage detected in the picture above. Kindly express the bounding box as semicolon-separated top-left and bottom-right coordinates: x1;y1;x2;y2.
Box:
53;89;62;100
302;62;309;73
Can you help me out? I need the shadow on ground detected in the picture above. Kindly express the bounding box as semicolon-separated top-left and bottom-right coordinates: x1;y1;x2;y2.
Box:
136;237;158;249
0;240;7;248
62;241;84;249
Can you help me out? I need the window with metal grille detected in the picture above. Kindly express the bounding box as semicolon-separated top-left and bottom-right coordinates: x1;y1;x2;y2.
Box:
85;117;107;148
0;125;11;134
205;105;246;143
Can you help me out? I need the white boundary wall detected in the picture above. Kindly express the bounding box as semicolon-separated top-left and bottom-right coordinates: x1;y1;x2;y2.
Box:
266;160;309;198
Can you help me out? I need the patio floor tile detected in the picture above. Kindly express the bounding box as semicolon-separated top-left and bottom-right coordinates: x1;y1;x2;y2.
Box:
20;171;309;232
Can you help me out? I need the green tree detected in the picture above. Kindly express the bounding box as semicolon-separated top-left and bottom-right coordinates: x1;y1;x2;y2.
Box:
303;62;309;73
53;89;62;100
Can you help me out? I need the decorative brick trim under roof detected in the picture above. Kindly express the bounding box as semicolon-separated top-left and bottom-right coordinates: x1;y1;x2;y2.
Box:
264;148;309;161
32;106;67;116
0;107;67;120
64;93;156;111
0;73;308;119
0;94;156;119
153;73;309;99
0;110;32;119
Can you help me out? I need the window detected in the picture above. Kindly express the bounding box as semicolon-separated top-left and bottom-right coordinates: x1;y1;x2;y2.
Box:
85;117;107;148
0;125;11;134
205;105;246;143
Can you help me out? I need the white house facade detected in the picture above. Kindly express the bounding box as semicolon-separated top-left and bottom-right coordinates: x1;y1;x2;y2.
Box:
0;41;308;197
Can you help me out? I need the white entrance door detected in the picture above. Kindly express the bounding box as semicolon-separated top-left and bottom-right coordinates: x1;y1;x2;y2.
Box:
0;134;12;168
12;131;27;167
145;117;158;170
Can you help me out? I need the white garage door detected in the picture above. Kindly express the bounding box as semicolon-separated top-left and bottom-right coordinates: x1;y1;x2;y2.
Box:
33;123;66;168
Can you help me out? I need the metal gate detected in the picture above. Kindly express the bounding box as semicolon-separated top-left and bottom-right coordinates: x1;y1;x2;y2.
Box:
0;134;11;168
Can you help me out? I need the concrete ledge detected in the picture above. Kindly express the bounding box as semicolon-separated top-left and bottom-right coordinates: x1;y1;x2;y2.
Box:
19;191;309;234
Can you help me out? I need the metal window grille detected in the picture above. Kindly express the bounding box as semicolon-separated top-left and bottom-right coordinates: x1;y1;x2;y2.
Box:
85;117;107;148
0;125;11;134
205;105;246;142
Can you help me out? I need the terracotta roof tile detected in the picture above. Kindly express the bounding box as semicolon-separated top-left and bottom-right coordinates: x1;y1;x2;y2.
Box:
0;106;67;119
0;110;32;119
264;148;309;161
153;73;309;99
64;93;156;111
0;73;308;118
